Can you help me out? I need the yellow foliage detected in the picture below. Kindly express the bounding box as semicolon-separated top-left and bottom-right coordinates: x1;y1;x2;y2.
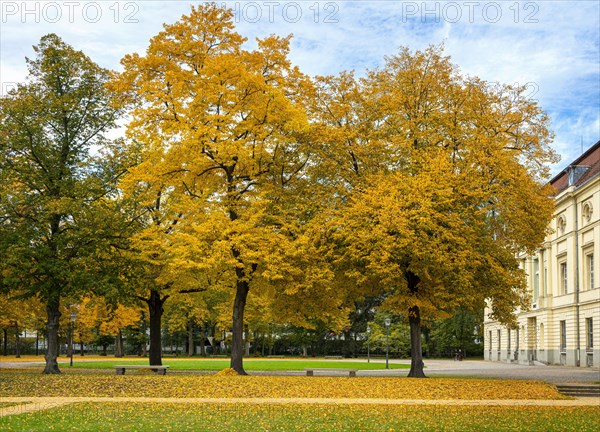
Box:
109;3;346;371
0;294;44;329
75;296;142;340
329;45;557;327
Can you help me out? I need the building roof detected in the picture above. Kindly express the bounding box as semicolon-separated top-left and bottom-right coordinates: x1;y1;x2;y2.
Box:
550;140;600;194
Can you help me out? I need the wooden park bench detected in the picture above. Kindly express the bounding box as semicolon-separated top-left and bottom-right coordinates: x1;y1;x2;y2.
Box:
114;365;170;375
324;356;343;359
305;368;358;377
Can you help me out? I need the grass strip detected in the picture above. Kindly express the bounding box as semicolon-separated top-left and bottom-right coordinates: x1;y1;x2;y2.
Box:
0;402;597;431
66;359;408;371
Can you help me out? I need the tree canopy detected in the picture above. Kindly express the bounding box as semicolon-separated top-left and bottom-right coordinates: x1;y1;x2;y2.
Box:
1;9;558;378
0;34;124;373
330;46;557;377
109;4;346;373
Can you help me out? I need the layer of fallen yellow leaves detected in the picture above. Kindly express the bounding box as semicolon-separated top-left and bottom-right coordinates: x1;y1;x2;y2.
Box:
215;368;240;376
0;374;566;400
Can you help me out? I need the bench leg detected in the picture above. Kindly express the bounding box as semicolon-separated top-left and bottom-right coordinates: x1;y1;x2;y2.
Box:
306;370;313;376
349;371;356;377
116;369;125;375
158;368;167;375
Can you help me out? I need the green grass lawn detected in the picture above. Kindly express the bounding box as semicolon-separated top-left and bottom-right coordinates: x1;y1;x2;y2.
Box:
0;402;598;431
67;358;409;371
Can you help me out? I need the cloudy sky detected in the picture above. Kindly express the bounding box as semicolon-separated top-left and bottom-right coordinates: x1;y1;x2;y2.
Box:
1;0;598;175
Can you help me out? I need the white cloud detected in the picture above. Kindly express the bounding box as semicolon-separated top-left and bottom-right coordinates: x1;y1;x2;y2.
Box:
1;0;598;173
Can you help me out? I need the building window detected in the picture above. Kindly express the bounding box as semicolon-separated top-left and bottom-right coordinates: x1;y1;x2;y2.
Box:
533;258;540;302
587;318;594;350
507;329;511;352
488;331;492;352
560;262;568;294
497;330;501;351
586;253;595;290
560;320;567;351
542;249;548;297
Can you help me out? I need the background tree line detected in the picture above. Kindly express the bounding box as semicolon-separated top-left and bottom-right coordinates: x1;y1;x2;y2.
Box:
1;293;484;359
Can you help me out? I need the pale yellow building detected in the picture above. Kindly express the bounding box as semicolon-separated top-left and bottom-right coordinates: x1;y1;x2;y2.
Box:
484;141;600;367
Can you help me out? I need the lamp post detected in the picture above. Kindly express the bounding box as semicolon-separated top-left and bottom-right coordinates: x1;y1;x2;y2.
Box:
366;325;371;363
69;312;76;367
384;318;391;369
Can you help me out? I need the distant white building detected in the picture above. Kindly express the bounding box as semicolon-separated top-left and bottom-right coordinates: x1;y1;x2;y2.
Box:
484;141;599;367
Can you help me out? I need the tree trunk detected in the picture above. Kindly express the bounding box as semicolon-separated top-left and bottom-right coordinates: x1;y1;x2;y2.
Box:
244;325;250;357
226;197;255;374
200;329;206;356
407;305;426;378
43;295;61;374
187;321;195;356
3;329;7;355
35;332;39;356
147;289;164;366
66;324;73;359
254;332;259;355
115;329;123;357
423;327;430;358
230;279;249;375
80;338;84;356
14;324;20;358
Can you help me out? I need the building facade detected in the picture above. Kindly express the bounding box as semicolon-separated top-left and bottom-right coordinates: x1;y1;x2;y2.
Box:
484;141;600;367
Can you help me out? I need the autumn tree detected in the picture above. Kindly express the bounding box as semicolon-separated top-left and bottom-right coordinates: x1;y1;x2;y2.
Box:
113;186;225;365
329;46;557;377
0;35;124;373
0;295;22;356
75;296;142;357
0;294;44;357
71;298;98;355
110;4;327;374
162;287;225;356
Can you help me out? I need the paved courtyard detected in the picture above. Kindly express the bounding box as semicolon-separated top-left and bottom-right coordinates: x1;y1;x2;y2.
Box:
250;359;600;384
354;359;599;384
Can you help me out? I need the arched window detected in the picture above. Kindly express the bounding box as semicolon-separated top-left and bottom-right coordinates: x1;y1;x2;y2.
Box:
582;201;593;224
556;214;566;235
